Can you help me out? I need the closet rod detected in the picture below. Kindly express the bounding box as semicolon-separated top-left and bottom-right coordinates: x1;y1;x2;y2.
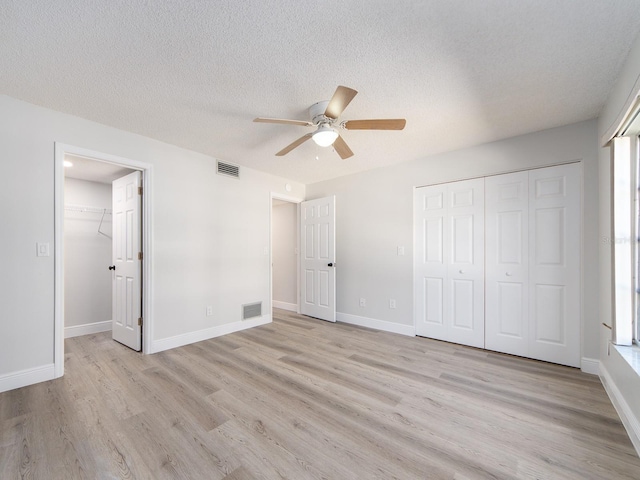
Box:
65;204;112;214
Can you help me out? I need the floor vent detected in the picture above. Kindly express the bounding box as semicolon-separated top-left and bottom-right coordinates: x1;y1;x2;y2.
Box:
242;302;262;320
217;161;240;178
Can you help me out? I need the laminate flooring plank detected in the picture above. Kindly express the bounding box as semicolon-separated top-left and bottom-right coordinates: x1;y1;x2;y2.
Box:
141;366;228;432
202;340;510;479
120;410;223;480
210;389;361;480
206;364;442;480
187;342;444;478
153;349;222;398
2;310;639;479
69;394;145;480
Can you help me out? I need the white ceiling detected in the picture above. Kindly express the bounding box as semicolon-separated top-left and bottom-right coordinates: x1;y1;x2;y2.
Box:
3;1;640;184
64;154;135;184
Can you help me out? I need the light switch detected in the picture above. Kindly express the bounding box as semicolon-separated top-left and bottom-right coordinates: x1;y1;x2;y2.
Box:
397;246;405;256
36;242;50;257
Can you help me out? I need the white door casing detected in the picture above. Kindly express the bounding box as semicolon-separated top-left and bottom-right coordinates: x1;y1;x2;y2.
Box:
112;171;142;350
414;178;485;347
300;196;336;322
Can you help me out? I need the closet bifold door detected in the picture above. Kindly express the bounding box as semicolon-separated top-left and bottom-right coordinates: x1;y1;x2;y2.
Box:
485;171;530;356
414;178;485;348
528;163;581;367
485;163;581;367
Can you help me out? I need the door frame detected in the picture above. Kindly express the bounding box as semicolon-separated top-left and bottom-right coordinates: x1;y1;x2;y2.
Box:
54;143;154;378
270;192;303;314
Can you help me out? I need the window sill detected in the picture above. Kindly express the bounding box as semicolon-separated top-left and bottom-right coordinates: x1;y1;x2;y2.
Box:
613;343;640;376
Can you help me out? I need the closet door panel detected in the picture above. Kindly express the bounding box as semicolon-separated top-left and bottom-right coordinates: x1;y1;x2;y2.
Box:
415;185;449;340
415;178;484;348
485;171;529;356
446;178;485;348
528;164;581;367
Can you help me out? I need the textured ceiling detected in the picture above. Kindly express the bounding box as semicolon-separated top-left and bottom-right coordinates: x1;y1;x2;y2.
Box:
64;154;135;184
2;1;640;184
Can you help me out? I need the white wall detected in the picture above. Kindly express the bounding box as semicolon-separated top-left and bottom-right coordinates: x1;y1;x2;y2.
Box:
597;32;640;451
306;119;600;363
0;95;305;388
272;201;298;308
64;178;112;330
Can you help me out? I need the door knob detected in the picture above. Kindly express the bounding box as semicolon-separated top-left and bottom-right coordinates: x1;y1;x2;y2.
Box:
505;272;512;276
328;263;334;267
109;265;116;271
459;270;464;274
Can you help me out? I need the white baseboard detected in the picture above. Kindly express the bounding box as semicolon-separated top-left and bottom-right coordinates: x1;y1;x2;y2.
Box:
149;314;272;354
581;357;600;375
336;312;416;337
600;363;640;456
272;301;298;312
0;363;55;393
65;320;112;338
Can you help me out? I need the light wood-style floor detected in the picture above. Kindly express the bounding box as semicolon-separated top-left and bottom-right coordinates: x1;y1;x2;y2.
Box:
1;309;639;479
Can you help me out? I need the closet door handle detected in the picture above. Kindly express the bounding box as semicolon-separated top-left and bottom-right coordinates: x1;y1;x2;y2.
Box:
108;265;116;271
459;270;464;274
505;272;512;276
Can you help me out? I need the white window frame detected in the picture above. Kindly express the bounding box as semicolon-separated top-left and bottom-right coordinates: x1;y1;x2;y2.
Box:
635;135;640;345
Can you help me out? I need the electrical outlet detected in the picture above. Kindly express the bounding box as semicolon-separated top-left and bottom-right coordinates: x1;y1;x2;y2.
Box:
206;306;213;316
389;299;396;309
359;298;366;307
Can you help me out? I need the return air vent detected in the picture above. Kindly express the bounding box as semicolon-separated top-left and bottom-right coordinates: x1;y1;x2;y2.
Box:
217;161;240;178
242;302;262;320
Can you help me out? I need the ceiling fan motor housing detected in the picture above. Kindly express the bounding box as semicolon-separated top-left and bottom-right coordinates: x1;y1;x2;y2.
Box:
309;100;331;125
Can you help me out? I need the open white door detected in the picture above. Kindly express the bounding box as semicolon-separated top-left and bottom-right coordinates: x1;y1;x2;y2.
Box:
111;171;142;351
300;196;336;322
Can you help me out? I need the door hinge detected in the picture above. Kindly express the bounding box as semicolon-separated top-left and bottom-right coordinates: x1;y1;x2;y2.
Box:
138;186;143;195
138;317;143;326
138;252;143;260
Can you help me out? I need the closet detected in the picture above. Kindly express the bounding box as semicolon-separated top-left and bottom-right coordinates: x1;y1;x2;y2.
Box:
414;163;581;367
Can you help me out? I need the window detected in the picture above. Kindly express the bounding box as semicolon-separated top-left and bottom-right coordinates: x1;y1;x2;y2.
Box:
611;99;640;347
612;136;634;345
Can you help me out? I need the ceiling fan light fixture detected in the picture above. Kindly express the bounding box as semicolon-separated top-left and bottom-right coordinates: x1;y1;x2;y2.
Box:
312;125;339;147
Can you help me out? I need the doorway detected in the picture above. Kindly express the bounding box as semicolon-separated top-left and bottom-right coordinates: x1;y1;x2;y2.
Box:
63;155;135;342
54;144;154;378
270;193;302;314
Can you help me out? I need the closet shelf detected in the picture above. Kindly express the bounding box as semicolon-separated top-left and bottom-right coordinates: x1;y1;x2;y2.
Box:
65;204;112;214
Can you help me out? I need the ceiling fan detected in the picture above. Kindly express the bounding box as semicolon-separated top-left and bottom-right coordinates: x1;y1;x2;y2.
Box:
254;86;406;159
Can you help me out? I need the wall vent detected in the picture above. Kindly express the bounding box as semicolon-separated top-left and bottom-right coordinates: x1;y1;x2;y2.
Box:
242;302;262;320
217;161;240;178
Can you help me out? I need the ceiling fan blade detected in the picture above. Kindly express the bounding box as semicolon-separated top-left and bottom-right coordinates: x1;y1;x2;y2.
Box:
254;117;313;127
324;86;358;119
343;119;406;130
333;135;354;159
276;133;313;156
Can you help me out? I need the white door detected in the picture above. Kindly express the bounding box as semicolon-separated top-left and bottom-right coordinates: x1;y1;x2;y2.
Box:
300;196;336;322
485;164;581;367
528;163;581;367
414;178;485;347
485;171;529;356
111;171;142;351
